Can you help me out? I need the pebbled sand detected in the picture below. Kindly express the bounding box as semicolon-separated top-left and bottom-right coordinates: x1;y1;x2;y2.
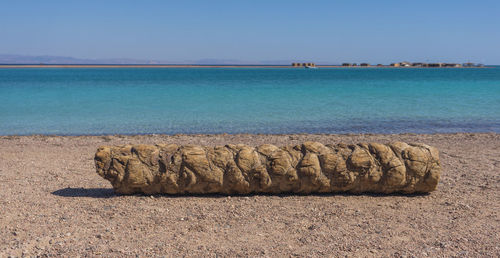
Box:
0;133;499;257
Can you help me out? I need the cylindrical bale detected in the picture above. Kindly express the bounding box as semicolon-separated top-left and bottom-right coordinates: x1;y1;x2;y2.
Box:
95;141;441;195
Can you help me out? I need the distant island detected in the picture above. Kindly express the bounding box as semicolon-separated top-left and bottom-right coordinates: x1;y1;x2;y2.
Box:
0;54;488;68
0;62;488;69
341;61;484;68
293;62;485;68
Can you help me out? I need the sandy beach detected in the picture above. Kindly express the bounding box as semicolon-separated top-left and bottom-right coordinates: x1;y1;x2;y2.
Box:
0;133;498;256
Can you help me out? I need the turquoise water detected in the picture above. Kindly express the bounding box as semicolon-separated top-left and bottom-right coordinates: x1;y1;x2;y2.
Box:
1;67;499;135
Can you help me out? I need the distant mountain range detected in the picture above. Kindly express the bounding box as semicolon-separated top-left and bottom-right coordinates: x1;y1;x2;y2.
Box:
0;54;323;65
0;54;167;65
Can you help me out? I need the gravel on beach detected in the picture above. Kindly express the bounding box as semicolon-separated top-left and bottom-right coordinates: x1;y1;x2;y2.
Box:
0;133;499;257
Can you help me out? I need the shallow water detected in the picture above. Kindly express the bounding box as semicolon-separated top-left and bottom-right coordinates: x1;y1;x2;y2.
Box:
1;67;499;135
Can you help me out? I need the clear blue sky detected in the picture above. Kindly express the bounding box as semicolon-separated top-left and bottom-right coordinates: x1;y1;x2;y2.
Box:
1;0;499;64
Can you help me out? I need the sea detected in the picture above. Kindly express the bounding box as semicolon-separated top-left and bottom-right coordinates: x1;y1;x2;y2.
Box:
1;67;499;135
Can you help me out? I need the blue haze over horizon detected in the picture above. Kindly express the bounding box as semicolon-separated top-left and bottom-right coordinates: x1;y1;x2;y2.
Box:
1;0;499;64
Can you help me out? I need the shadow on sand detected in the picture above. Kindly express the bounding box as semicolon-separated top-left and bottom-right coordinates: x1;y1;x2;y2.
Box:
51;187;430;199
52;187;116;198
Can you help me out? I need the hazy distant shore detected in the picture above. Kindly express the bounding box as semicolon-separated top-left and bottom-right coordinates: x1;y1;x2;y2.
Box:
0;64;489;68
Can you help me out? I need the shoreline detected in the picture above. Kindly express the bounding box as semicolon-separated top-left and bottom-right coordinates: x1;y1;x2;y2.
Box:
0;64;491;68
1;132;499;256
1;131;497;138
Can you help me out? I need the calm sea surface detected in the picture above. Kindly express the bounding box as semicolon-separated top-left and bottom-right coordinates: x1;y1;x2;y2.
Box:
1;67;499;135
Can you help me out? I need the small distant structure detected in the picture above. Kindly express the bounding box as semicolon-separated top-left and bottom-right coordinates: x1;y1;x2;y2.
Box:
412;63;428;67
463;62;483;67
399;62;411;67
342;63;361;67
390;63;400;67
442;63;462;68
428;63;443;67
360;63;370;67
291;62;316;67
